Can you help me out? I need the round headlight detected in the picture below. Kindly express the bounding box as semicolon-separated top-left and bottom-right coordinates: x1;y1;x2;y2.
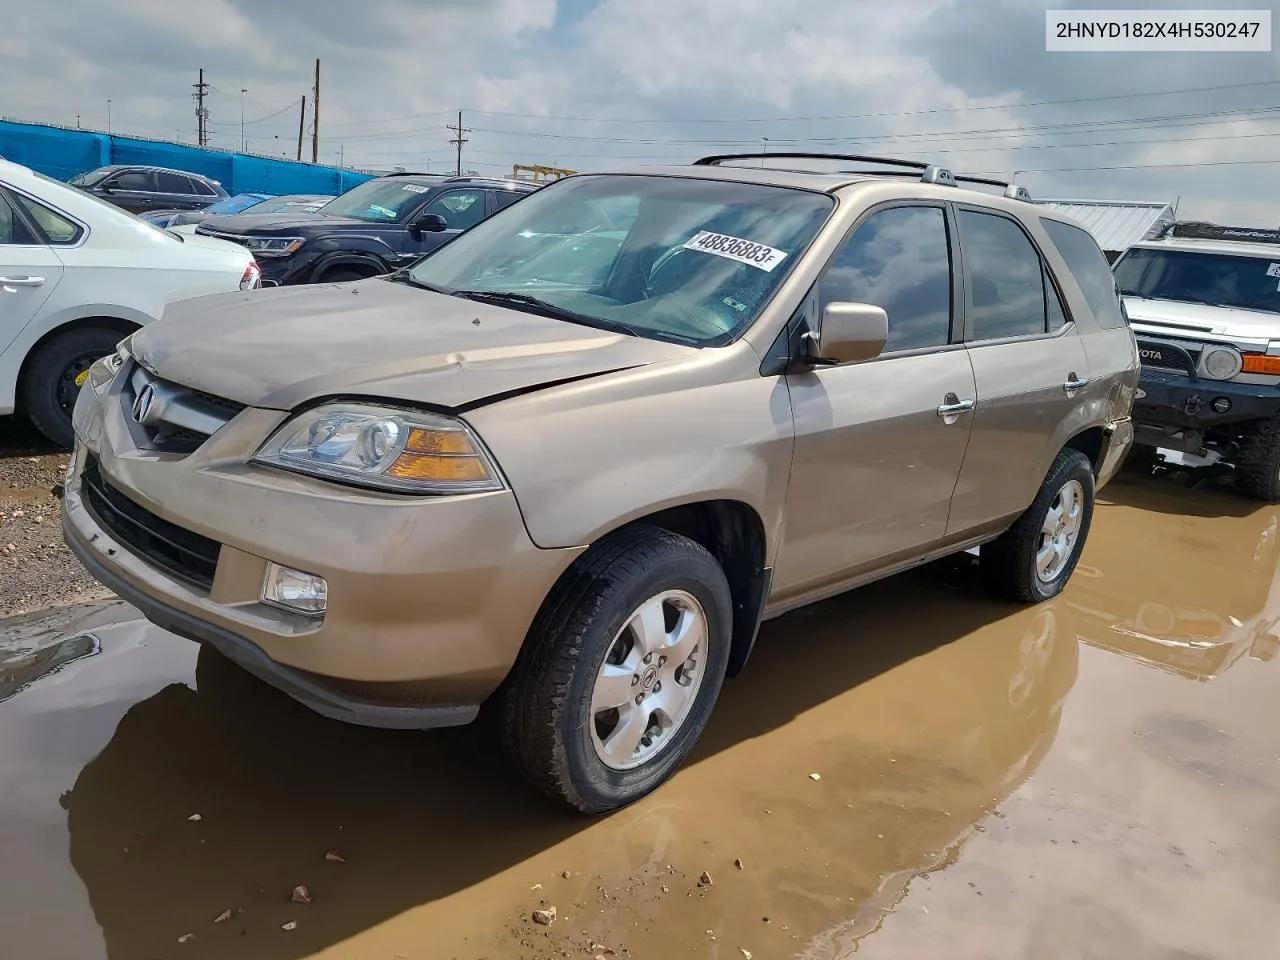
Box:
357;419;400;466
1202;346;1242;380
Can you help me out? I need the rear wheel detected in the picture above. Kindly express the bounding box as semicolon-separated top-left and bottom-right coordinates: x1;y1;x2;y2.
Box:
1234;415;1280;502
21;327;126;449
982;448;1095;603
501;525;733;814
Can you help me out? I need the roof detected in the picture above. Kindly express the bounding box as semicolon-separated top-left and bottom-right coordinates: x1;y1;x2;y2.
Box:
1034;198;1175;252
1129;237;1280;259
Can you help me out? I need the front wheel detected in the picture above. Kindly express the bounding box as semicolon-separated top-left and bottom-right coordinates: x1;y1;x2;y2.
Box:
982;448;1096;603
500;525;733;814
1233;415;1280;502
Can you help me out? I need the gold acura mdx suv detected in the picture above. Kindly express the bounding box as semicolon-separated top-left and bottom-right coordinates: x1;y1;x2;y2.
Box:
63;154;1138;813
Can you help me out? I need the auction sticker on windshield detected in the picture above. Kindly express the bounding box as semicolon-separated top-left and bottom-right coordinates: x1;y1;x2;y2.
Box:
683;231;789;272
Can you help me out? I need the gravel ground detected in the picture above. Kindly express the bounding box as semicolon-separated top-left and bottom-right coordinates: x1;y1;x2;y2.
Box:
0;417;112;619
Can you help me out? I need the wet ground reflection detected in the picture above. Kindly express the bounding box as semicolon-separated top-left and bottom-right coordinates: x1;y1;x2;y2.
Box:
1;461;1278;959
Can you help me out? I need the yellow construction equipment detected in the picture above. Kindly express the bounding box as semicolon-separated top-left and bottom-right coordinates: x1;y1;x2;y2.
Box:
512;163;576;183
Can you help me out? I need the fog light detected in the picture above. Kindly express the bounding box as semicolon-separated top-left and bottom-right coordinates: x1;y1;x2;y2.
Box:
1212;397;1232;414
262;562;327;615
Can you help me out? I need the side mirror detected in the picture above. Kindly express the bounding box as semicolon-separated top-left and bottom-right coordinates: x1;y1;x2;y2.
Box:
804;301;888;365
99;183;116;194
412;213;448;233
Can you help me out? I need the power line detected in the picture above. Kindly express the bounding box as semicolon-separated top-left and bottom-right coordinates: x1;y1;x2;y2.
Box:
460;79;1280;125
466;105;1280;146
208;98;303;127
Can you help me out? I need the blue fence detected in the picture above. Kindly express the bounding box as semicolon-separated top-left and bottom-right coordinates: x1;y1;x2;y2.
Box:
0;119;376;197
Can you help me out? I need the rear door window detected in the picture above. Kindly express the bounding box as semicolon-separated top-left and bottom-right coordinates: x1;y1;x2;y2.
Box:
155;171;192;195
0;191;40;244
1042;218;1126;329
12;193;83;244
958;210;1047;341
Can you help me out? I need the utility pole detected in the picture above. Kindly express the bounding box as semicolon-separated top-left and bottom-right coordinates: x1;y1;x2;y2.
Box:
75;114;80;129
338;144;344;167
240;88;247;152
447;110;471;177
106;100;112;135
193;69;210;146
311;58;320;163
296;95;306;162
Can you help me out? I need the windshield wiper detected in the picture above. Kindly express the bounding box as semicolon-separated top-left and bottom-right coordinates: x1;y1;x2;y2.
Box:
451;289;646;337
387;272;450;294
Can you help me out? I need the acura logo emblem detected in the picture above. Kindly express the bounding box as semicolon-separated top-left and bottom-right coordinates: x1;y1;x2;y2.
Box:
132;383;156;424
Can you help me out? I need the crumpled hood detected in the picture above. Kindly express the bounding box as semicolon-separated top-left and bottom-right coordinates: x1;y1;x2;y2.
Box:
132;278;696;411
1124;296;1280;339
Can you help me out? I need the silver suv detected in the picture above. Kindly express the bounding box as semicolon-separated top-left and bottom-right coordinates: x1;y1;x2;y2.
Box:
64;153;1139;813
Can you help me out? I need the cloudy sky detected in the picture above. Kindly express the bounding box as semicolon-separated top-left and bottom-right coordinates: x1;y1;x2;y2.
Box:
2;0;1278;224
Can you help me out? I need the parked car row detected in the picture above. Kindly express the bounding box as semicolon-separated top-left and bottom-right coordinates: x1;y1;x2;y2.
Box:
57;151;1140;814
0;158;260;447
141;192;333;229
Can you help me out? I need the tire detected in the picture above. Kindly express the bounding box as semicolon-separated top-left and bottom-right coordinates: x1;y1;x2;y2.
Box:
317;267;369;284
500;524;733;814
982;448;1095;603
21;327;126;449
1234;414;1280;502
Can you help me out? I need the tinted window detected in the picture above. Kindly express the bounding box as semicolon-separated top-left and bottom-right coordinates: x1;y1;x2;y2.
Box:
1045;266;1069;331
423;189;487;230
110;171;152;191
0;192;38;244
12;193;82;244
491;190;526;212
1042;218;1126;328
191;177;219;197
959;210;1047;340
155;171;192;194
818;205;952;353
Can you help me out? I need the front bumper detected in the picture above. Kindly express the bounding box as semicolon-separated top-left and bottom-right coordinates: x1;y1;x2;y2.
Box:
1132;367;1280;447
63;369;583;728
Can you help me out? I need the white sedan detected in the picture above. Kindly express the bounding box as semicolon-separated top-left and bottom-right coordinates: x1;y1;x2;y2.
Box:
0;158;260;447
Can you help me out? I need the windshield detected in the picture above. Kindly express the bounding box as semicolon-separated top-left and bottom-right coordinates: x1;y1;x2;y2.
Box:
205;194;268;215
1114;248;1280;314
320;179;440;222
68;168;114;187
406;174;834;345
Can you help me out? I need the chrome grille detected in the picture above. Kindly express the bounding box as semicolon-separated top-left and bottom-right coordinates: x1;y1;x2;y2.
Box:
120;363;245;454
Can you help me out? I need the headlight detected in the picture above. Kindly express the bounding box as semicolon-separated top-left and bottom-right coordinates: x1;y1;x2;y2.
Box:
86;335;133;393
243;236;304;257
1200;345;1242;380
253;403;505;494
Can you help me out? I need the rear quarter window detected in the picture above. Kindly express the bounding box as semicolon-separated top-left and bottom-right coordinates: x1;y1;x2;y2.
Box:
1041;218;1127;329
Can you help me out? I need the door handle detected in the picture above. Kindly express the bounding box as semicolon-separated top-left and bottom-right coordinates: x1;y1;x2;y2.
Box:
1063;373;1091;394
0;276;45;291
937;398;975;417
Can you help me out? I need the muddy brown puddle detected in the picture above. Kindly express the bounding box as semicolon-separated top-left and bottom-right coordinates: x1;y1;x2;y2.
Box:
1;461;1278;960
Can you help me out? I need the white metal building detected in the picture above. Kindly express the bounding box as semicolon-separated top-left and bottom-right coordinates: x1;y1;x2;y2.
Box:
1034;198;1176;262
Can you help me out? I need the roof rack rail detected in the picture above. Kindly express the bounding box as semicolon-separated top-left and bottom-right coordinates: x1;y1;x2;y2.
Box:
696;151;927;171
693;152;962;188
1165;221;1280;244
952;174;1033;202
692;152;1033;200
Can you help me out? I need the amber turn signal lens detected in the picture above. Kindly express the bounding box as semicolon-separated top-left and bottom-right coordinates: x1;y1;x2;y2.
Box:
403;428;476;455
1241;354;1280;375
386;453;492;482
